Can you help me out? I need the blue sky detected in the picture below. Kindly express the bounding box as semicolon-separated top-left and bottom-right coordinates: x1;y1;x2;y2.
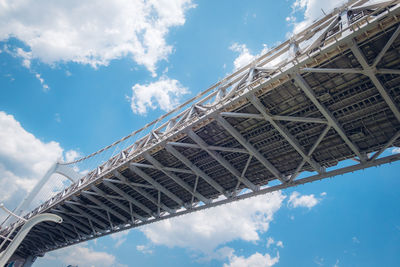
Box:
0;0;399;266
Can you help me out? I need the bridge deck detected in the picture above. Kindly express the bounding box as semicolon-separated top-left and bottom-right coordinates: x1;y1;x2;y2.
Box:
2;0;400;260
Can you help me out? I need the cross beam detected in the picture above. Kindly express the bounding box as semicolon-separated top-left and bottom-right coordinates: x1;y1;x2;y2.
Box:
143;152;211;204
165;144;229;197
80;193;129;223
215;114;287;183
103;180;154;217
129;165;185;207
249;93;324;174
187;129;258;191
62;202;107;229
113;171;174;214
89;186;146;222
293;74;366;162
167;141;249;154
350;41;400;123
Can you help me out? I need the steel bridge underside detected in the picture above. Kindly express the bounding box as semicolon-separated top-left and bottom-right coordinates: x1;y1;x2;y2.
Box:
3;2;400;261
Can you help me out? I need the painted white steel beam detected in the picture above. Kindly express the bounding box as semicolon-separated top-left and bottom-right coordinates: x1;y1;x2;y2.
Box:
61;204;107;229
293;74;366;162
372;24;400;67
290;125;331;181
215;114;287;183
89;187;146;222
113;171;174;214
167;142;249;154
370;130;400;161
165;144;229;198
220;112;327;124
187;130;258;191
80;193;129;223
130;162;193;174
0;214;62;266
103;181;154;217
143;152;211;204
249;93;324;173
129;165;185;207
301;67;364;74
350;42;400;122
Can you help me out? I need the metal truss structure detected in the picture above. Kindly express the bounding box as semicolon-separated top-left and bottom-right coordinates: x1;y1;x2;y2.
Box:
2;0;400;263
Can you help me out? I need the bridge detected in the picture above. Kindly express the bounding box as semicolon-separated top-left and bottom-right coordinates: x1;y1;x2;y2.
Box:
2;0;400;265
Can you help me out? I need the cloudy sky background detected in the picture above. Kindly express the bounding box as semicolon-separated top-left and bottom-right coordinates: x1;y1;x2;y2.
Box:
0;0;400;266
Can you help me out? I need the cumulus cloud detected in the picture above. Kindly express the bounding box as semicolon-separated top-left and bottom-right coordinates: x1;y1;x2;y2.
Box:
130;76;188;114
229;43;268;70
288;0;387;34
392;147;400;154
38;243;124;267
0;111;78;221
289;0;348;33
34;73;50;91
224;251;280;267
16;47;32;69
266;237;275;248
198;246;235;262
229;41;291;73
136;244;154;254
266;237;283;249
140;191;286;254
110;230;130;248
288;191;320;209
0;0;195;75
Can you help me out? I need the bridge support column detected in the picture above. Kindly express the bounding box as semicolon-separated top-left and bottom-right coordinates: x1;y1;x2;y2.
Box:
0;214;62;266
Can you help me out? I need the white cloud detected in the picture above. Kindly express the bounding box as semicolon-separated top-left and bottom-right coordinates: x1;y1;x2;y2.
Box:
230;43;257;70
229;43;269;70
198;246;235;262
320;192;327;197
288;0;388;35
110;230;130;248
4;46;50;91
0;0;195;75
289;0;348;33
54;113;61;123
38;243;124;267
16;47;32;69
34;73;50;91
64;149;81;163
224;251;280;267
392;147;400;154
130;76;188;114
314;256;324;266
140;191;286;254
333;259;340;267
136;244;154;254
229;42;289;72
288;191;319;209
0;111;77;221
266;237;283;249
266;237;275;248
352;236;360;244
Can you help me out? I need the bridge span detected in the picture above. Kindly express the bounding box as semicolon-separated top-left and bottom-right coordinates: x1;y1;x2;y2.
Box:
2;0;400;265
